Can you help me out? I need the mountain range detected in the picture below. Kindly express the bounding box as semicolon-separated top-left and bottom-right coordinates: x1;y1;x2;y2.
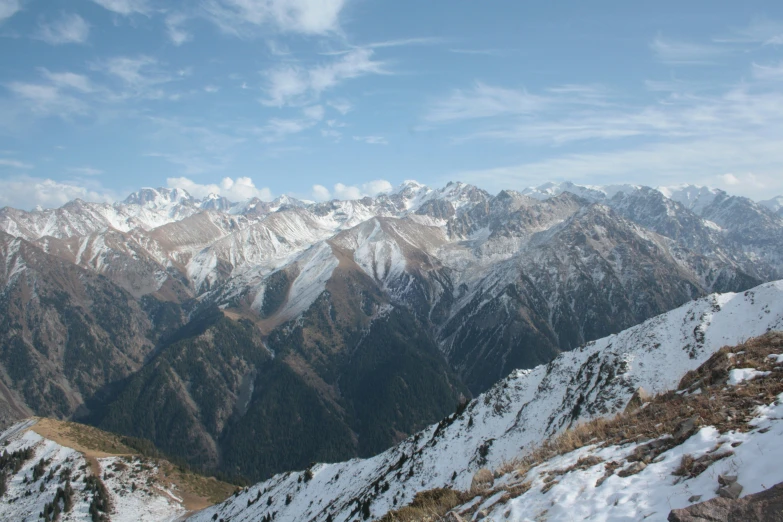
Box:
1;180;782;482
189;279;783;521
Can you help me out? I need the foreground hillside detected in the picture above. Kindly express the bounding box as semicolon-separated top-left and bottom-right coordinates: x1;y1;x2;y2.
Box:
383;332;783;521
188;280;783;522
0;418;235;521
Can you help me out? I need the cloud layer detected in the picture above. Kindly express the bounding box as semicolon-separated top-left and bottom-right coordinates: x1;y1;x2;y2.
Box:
167;176;273;201
311;179;392;201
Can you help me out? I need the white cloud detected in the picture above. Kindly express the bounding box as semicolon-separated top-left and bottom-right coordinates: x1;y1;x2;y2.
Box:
321;128;342;141
452;135;783;201
327;99;352;114
90;0;150;16
202;0;347;37
0;158;33;169
204;85;220;93
0;0;22;23
311;184;331;201
426;77;783;148
166;12;192;45
753;62;783;81
96;55;175;99
256;104;325;142
311;179;392;201
720;173;740;185
649;36;727;65
39;69;94;93
425;82;546;123
262;49;387;107
362;179;393;195
724;18;783;46
36;13;90;45
261;117;316;141
0;176;115;210
333;182;362;200
353;135;387;145
167;176;272;201
302;104;324;120
6;81;88;117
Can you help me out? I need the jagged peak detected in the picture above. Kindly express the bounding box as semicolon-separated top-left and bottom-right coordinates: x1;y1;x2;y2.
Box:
122;186;193;207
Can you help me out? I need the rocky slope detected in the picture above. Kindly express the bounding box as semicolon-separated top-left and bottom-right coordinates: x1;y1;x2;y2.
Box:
187;279;783;522
2;180;783;484
0;230;184;425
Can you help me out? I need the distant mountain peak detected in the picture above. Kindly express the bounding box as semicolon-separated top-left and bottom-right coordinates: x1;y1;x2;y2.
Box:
122;186;194;207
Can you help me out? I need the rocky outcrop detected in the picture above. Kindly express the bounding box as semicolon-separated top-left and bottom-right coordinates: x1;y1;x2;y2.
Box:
668;481;783;521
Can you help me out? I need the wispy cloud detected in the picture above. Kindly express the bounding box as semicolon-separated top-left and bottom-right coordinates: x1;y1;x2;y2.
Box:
95;55;177;99
39;69;95;93
0;0;22;24
0;158;33;169
722;18;783;45
753;62;783;81
5;81;88;118
650;36;728;65
35;12;90;45
364;37;445;49
146;116;247;174
165;12;191;45
201;0;347;37
353;135;387;145
425;82;547;123
453;134;783;200
89;0;151;16
257;104;325;141
262;48;387;106
327;99;352;114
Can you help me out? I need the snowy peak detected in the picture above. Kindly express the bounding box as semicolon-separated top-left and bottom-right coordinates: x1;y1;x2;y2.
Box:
521;181;641;202
122;187;193;208
760;195;783;215
657;184;724;214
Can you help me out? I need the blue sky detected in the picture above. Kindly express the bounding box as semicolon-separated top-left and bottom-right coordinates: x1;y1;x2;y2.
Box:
1;0;782;209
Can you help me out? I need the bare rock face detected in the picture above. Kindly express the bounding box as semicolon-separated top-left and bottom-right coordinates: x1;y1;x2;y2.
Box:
668;481;783;521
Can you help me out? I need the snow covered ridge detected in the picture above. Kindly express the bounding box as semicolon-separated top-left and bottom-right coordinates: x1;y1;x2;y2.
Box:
0;423;185;521
188;280;783;522
0;418;236;521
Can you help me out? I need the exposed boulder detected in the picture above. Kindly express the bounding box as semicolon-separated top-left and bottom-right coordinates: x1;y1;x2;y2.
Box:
470;469;494;492
625;387;651;412
668;481;783;521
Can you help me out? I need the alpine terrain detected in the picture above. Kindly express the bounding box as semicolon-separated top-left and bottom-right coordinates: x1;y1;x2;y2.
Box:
1;181;783;484
189;279;783;522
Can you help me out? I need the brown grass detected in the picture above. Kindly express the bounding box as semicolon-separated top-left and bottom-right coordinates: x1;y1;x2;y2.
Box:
376;332;783;522
28;418;235;510
505;332;783;478
377;488;472;522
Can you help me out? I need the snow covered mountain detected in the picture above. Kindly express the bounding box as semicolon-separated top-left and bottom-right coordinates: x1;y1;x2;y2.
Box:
2;179;783;484
760;195;783;216
188;279;783;522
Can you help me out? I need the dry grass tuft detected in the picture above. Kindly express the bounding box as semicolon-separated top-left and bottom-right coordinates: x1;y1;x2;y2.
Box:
377;332;783;521
377;488;472;522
